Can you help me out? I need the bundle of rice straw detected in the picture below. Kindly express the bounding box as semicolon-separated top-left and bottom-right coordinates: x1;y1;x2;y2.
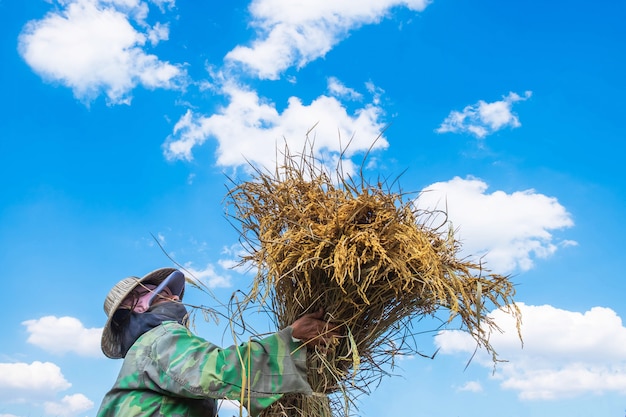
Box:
226;142;521;417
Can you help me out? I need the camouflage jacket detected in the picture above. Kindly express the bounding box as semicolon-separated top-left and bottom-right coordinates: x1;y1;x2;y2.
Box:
97;321;312;417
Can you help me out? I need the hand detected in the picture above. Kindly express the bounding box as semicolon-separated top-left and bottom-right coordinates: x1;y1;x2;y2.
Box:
290;308;341;348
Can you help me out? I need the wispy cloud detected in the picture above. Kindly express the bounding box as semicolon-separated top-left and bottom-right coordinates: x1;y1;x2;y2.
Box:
415;176;574;273
225;0;431;79
436;91;532;138
18;0;186;105
163;80;388;170
436;303;626;400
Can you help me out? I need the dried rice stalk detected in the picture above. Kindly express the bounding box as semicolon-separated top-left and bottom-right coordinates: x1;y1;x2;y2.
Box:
226;141;521;417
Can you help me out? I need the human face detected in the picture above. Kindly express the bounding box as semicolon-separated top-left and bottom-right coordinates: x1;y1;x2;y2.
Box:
120;283;180;313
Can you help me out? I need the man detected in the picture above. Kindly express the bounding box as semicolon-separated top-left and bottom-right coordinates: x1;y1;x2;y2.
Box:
97;267;336;417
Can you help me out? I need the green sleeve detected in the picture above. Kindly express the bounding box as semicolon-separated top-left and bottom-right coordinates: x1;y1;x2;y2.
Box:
134;322;312;416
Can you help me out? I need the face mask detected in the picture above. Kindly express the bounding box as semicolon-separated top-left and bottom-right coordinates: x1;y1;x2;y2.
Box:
117;301;188;357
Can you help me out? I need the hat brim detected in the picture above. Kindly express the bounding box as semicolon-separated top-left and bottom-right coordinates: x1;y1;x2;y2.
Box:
101;268;184;358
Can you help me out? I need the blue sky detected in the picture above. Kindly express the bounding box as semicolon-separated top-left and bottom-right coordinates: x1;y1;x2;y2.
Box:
1;0;625;416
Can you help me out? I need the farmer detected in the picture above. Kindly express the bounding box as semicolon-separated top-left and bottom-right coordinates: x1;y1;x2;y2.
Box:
97;267;337;417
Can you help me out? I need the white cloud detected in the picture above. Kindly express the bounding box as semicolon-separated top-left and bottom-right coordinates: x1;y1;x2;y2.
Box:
218;244;252;275
415;176;574;273
327;76;363;101
225;0;431;79
44;393;94;417
146;21;170;45
183;263;232;289
150;0;176;12
18;0;186;104
219;399;248;416
437;91;532;138
0;361;71;401
22;316;102;357
365;80;385;105
457;381;483;392
436;303;626;400
163;81;388;170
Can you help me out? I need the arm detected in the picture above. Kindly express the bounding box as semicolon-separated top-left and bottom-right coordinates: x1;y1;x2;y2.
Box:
140;322;312;416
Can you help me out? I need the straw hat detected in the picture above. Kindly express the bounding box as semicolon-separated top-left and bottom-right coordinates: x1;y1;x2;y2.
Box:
101;267;185;359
